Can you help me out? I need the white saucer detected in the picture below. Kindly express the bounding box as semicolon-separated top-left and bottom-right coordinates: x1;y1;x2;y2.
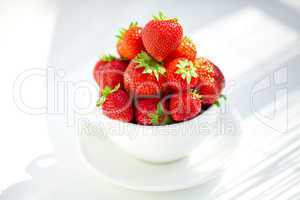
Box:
78;111;241;192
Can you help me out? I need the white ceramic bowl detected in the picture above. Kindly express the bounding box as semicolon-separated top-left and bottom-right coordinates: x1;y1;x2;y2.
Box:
96;101;225;164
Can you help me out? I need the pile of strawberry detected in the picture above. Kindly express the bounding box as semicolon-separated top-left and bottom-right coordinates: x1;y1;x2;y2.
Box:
93;12;225;125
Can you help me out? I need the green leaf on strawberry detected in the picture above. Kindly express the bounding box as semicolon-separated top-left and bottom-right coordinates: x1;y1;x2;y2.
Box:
152;11;178;22
96;99;101;107
213;100;221;107
183;36;192;43
134;52;166;80
100;54;116;62
116;22;138;41
116;28;127;40
153;11;167;20
220;94;227;101
96;84;120;107
148;102;164;125
175;59;198;84
164;115;174;125
129;21;138;27
191;89;202;100
213;94;227;107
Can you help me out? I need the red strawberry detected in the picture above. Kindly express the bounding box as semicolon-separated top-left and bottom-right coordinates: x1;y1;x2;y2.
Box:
124;52;167;96
166;58;199;92
117;22;144;60
135;98;170;125
93;55;128;92
97;84;133;122
142;12;183;61
164;36;197;63
169;90;202;122
93;54;115;84
194;57;225;105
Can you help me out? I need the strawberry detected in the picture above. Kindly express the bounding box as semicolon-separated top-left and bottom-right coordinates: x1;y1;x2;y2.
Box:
93;54;115;85
135;98;169;125
142;12;183;61
124;52;167;96
166;58;199;92
164;36;197;63
93;55;128;92
116;22;144;60
194;57;225;105
169;90;202;122
97;84;133;122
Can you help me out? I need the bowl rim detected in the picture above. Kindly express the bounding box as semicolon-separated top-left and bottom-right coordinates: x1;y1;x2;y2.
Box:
96;99;224;129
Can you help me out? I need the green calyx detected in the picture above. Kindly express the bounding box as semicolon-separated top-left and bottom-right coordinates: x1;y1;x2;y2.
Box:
134;52;166;80
213;101;221;107
129;21;138;28
220;94;227;101
152;11;178;21
164;115;174;125
148;102;164;125
116;21;138;41
100;54;116;62
183;36;192;43
213;94;227;108
191;89;202;100
175;59;198;84
96;84;120;107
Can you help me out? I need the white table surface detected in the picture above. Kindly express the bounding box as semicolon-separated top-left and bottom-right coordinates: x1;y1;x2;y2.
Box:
1;0;300;199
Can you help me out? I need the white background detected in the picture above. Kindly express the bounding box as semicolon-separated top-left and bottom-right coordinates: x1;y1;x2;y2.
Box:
0;0;54;190
1;0;300;199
